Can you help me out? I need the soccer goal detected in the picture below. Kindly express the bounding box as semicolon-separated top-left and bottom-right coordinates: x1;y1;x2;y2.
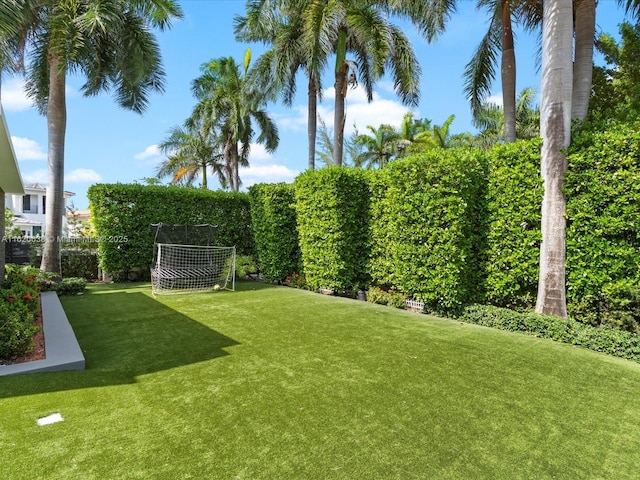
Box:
150;223;236;295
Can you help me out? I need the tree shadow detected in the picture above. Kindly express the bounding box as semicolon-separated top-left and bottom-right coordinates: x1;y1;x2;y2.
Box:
0;288;241;399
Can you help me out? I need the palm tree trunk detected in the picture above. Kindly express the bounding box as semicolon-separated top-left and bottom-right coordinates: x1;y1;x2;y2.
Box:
501;0;517;142
201;160;208;189
572;0;595;120
41;53;66;275
536;0;573;318
333;60;349;167
308;76;317;170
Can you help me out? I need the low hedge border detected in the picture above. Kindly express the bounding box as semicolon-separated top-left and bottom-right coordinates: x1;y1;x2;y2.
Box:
460;304;640;363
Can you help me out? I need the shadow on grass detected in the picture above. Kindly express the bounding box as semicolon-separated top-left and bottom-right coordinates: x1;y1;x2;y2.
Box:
0;288;240;399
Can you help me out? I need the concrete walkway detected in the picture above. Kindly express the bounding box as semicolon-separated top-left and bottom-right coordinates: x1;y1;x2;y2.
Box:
0;291;85;376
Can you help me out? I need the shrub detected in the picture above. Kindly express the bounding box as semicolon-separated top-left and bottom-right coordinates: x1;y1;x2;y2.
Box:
460;304;640;363
1;265;40;360
87;184;254;276
235;255;258;278
248;183;301;282
566;120;640;325
54;277;87;296
294;167;371;293
366;286;405;309
484;139;542;310
0;301;38;359
369;149;487;316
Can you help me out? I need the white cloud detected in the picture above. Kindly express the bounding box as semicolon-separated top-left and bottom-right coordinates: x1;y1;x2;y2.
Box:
12;136;47;161
318;85;416;136
65;168;102;184
1;78;32;112
134;144;162;160
240;164;300;187
22;169;49;184
248;143;273;163
486;93;504;107
134;144;164;166
276;85;416;137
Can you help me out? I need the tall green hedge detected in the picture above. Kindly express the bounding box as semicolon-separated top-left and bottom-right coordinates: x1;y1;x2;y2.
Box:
248;183;301;282
369;149;487;316
88;184;253;274
566;120;640;328
484;139;543;310
293;167;370;292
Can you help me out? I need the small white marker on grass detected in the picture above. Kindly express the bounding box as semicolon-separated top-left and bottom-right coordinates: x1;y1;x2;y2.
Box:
37;413;63;426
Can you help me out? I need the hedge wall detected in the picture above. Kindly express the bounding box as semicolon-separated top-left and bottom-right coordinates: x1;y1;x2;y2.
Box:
484;139;543;310
293;167;370;292
248;183;301;282
369;149;487;316
565;121;640;329
88;184;253;274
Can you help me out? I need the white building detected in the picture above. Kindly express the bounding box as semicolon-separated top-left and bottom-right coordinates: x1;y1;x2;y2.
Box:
5;183;75;237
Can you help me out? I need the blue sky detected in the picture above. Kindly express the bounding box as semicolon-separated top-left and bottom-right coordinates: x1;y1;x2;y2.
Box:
1;0;631;210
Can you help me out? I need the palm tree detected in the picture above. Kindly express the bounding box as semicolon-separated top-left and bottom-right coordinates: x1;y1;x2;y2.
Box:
156;116;226;189
463;0;541;143
235;0;324;171
300;1;421;166
353;124;400;169
473;87;539;147
409;115;474;151
396;112;431;157
315;116;361;167
536;0;573;318
0;0;182;274
191;50;279;192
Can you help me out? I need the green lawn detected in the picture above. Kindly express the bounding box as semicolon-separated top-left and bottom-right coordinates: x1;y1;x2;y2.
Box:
2;281;640;479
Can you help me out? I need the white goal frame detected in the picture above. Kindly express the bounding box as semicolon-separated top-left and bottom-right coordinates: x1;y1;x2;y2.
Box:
151;243;236;295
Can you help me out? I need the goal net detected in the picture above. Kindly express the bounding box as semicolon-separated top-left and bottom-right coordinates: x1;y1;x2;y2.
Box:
149;223;235;295
151;244;236;295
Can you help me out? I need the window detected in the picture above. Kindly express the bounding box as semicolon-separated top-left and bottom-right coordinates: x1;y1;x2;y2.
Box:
43;195;46;215
33;226;42;237
23;195;31;212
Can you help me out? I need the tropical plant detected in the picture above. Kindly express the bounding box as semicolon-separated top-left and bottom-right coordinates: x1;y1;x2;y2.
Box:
473;87;540;148
353;124;400;169
409;115;474;152
0;0;183;274
536;0;573;318
4;207;21;238
315;117;361;167
590;21;640;122
191;50;279;192
299;1;421;166
396;112;431;157
156;115;226;189
234;0;323;171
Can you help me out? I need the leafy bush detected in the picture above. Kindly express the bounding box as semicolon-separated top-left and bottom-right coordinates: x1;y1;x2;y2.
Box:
294;167;371;293
369;149;487;316
1;264;41;360
0;301;38;359
566;120;640;325
460;304;640;363
54;277;87;296
235;255;258;278
366;286;405;309
88;184;254;276
484;139;542;310
248;183;301;282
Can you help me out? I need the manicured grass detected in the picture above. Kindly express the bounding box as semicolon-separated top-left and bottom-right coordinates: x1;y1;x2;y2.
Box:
2;281;640;479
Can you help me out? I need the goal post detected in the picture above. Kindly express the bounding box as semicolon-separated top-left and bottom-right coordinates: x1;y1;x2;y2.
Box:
151;243;236;295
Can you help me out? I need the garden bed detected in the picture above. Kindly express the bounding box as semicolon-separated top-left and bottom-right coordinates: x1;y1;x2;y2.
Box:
0;291;85;376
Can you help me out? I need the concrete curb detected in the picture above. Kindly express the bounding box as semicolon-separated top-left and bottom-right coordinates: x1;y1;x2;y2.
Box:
0;291;85;376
